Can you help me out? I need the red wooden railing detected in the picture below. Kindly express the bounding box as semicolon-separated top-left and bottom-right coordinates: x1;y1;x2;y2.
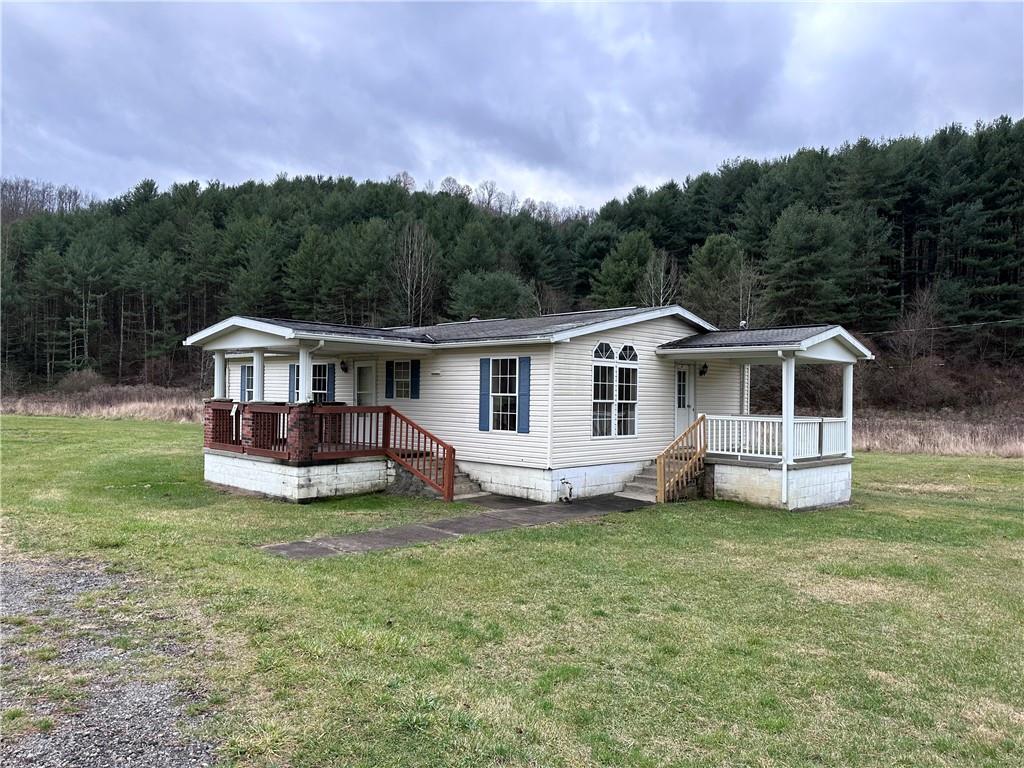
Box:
205;400;242;452
313;405;388;459
247;404;290;459
203;401;456;501
386;408;456;501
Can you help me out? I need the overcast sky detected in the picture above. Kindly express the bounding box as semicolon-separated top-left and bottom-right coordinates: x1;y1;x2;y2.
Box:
2;2;1022;208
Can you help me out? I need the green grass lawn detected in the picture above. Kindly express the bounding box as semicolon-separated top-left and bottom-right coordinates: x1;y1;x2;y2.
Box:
3;415;1022;767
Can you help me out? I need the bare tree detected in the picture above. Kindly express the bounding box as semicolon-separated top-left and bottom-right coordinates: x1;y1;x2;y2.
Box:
638;249;681;307
735;254;770;328
890;285;941;365
439;176;471;197
389;171;416;192
533;281;570;316
473;180;499;211
393;219;438;326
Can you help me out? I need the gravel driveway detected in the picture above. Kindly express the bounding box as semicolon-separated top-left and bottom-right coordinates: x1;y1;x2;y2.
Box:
0;556;217;767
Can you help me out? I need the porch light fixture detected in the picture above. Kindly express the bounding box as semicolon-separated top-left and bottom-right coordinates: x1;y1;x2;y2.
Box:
699;363;708;377
339;360;349;373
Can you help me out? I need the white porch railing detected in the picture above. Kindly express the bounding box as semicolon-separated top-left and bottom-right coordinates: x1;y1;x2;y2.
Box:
703;414;848;460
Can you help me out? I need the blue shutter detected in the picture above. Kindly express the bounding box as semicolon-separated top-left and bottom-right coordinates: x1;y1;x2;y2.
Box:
410;360;421;399
385;361;395;399
288;364;297;403
239;365;247;402
478;358;490;431
517;356;530;434
327;363;336;402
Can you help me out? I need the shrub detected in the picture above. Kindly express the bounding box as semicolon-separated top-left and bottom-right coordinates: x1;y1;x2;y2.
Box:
54;369;106;394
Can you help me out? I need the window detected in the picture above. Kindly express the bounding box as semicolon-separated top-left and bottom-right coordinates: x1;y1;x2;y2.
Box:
490;358;518;432
676;368;688;408
241;365;254;402
592;362;614;437
293;363;332;403
592;342;638;437
617;366;637;436
393;360;412;399
312;364;330;403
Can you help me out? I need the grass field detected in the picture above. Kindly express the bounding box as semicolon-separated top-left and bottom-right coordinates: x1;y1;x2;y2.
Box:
2;415;1022;767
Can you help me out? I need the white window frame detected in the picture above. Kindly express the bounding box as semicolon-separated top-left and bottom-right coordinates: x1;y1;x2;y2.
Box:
311;363;330;404
393;360;412;399
591;342;639;438
241;364;254;402
616;362;638;437
293;363;331;404
490;357;518;433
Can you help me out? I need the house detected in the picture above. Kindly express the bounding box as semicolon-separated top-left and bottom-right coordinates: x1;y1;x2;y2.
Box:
183;305;873;509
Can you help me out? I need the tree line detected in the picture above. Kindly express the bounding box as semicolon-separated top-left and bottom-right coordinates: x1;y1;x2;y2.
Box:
1;116;1020;396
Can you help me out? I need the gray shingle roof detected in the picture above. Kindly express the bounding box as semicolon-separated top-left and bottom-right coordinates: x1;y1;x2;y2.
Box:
246;306;690;344
395;307;665;342
245;317;424;342
659;325;836;350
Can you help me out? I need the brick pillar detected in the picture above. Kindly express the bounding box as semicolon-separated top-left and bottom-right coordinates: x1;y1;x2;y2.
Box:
203;400;214;447
286;403;315;464
240;404;254;451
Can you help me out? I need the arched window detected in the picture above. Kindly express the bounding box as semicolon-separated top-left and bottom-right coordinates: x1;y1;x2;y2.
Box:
591;342;638;437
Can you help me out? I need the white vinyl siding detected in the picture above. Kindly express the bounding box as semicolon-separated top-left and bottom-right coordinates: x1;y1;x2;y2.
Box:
695;360;745;416
551;315;723;469
360;346;551;468
226;356;353;404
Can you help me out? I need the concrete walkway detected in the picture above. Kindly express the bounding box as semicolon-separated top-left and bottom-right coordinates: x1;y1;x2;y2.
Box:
262;494;651;559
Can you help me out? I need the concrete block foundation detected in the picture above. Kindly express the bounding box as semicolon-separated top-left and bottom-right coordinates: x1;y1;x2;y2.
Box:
706;457;852;511
455;459;650;503
204;450;392;502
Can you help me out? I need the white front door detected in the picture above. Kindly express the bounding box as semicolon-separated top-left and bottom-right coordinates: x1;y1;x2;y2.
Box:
354;362;376;406
674;364;696;435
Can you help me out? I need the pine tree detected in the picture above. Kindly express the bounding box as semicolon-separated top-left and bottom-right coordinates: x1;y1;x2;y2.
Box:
285;226;333;319
448;271;535;320
589;230;654;307
764;204;851;325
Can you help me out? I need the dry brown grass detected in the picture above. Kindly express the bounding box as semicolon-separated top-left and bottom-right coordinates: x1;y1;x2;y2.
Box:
4;386;1024;459
2;385;203;423
855;410;1024;458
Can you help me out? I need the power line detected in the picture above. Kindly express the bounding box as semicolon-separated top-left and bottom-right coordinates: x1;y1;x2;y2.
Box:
862;318;1024;336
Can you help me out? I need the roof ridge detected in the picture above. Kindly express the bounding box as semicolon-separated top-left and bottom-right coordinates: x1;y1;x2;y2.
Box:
701;323;835;332
388;305;648;330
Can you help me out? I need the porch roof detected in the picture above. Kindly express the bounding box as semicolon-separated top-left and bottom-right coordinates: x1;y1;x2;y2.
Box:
657;324;873;364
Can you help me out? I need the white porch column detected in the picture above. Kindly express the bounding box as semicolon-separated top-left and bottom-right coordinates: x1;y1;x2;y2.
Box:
253;349;265;401
213;350;226;399
842;362;854;458
298;346;314;402
780;354;796;506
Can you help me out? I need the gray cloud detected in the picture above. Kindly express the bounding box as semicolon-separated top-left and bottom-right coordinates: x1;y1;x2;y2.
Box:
2;2;1021;208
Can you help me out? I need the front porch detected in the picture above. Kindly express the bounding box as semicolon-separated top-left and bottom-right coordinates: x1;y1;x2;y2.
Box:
655;325;871;509
203;400;456;501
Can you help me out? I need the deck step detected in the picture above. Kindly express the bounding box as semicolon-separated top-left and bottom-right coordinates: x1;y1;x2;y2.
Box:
623;477;657;493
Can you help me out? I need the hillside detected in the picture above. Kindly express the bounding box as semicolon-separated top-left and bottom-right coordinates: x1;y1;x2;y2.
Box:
2;117;1021;410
